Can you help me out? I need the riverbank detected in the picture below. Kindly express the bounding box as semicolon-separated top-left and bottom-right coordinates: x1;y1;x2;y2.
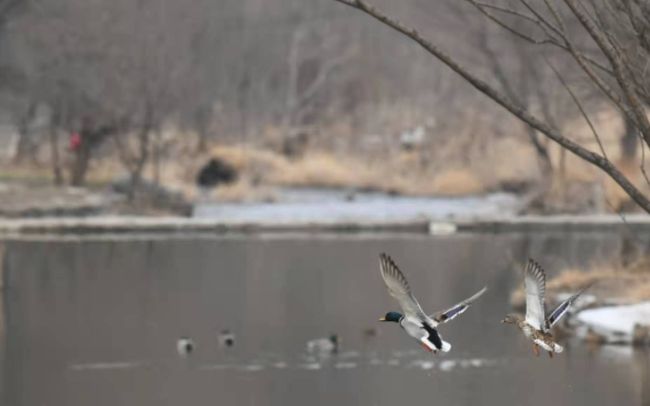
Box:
0;214;649;236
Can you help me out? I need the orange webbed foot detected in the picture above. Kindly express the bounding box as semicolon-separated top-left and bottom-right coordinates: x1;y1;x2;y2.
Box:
533;344;540;357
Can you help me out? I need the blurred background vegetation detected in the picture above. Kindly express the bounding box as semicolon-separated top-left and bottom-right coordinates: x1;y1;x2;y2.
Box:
0;0;647;215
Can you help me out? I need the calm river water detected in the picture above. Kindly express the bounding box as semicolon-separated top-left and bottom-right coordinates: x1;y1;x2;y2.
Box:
1;231;649;405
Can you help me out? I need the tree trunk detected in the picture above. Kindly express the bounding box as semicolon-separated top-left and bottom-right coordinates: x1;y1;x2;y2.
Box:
128;108;153;201
525;126;553;173
620;114;638;161
48;123;63;186
13;102;37;164
128;131;150;201
70;142;91;186
69;120;119;187
152;128;161;185
195;129;207;152
281;26;305;141
193;106;211;153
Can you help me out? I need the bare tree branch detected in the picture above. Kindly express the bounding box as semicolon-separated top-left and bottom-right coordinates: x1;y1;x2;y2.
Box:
546;57;608;160
474;2;540;25
467;0;561;46
543;0;566;31
332;0;650;212
640;136;650;187
564;0;650;146
465;0;613;76
519;0;565;39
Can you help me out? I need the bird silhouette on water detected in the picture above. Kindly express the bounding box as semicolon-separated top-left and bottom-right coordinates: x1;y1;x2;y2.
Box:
218;329;236;348
177;337;195;356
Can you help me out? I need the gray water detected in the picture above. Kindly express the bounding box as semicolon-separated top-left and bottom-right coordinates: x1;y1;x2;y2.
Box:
193;188;521;221
1;231;649;406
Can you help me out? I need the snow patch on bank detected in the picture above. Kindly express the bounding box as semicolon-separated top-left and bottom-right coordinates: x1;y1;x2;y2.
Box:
575;301;650;344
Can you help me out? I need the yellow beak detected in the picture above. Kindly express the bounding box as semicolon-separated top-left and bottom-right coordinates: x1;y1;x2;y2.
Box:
379;317;386;321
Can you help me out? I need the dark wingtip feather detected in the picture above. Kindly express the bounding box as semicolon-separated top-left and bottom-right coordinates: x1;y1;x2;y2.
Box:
526;258;547;280
379;253;397;271
527;258;542;271
379;253;411;290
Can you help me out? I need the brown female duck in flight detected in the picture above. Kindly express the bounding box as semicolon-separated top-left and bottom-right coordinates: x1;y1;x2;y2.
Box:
502;259;591;358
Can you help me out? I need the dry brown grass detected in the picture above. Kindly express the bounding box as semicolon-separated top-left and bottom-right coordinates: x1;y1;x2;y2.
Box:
627;283;650;301
268;152;378;189
429;169;484;196
5;105;647;209
105;123;648;205
203;144;492;197
487;137;541;185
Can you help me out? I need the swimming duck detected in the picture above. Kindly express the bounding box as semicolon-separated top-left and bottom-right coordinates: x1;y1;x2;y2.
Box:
378;253;487;353
218;329;235;348
502;259;592;358
306;334;339;354
177;337;195;356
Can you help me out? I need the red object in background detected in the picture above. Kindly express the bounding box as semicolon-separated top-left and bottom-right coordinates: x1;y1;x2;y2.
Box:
69;132;82;151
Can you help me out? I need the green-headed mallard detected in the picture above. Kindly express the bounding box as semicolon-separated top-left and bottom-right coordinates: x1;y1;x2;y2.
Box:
378;253;487;353
502;259;591;357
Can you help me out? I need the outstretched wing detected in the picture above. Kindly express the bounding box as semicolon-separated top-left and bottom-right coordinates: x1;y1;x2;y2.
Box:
546;283;594;328
379;253;430;323
432;286;487;324
524;259;547;331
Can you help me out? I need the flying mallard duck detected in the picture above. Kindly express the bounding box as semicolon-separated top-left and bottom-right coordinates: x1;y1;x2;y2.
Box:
502;259;592;358
378;253;487;353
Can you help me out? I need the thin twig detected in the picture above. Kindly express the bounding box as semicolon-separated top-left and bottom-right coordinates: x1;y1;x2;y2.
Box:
546;57;608;160
467;0;558;45
474;2;540;24
564;0;650;146
640;135;650;187
543;0;566;31
519;0;564;39
606;197;645;250
466;0;613;76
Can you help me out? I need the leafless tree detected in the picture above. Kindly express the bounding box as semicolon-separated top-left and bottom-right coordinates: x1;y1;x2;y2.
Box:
282;21;357;135
8;0;643;207
333;0;650;212
7;0;213;189
2;0;476;168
